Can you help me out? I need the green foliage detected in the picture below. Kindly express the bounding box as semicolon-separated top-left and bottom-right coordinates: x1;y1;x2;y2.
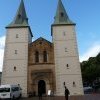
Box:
81;53;100;83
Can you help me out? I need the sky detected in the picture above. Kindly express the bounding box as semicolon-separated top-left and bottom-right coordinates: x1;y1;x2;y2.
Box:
0;0;100;71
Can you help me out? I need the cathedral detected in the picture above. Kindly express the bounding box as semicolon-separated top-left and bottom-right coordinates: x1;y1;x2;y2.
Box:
1;0;84;97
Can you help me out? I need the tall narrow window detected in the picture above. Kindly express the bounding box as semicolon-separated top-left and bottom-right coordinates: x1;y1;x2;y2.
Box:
35;51;39;63
43;51;47;62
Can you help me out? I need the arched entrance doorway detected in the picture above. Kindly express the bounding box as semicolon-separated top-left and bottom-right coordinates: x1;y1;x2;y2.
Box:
38;80;46;95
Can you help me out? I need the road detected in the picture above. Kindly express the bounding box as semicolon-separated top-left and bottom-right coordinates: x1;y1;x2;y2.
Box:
20;94;100;100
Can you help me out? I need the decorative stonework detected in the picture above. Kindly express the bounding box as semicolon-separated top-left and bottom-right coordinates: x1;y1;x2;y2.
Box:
28;37;56;95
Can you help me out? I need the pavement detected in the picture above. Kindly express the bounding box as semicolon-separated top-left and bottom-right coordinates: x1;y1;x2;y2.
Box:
20;94;100;100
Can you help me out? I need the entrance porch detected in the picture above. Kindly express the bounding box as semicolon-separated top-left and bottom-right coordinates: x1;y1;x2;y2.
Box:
28;69;55;96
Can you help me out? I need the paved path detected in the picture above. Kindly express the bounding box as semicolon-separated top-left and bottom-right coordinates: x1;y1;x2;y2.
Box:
20;94;100;100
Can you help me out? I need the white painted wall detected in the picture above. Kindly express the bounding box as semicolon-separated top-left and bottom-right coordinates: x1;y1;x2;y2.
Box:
52;25;84;96
1;27;32;97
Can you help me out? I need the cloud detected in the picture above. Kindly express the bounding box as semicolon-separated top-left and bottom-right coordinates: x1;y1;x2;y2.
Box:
79;42;100;62
0;36;5;49
0;36;5;72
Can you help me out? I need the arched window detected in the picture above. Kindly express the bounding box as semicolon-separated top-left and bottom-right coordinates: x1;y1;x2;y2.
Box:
43;51;47;62
35;51;39;63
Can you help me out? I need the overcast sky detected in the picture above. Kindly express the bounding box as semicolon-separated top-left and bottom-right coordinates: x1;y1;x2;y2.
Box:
0;0;100;71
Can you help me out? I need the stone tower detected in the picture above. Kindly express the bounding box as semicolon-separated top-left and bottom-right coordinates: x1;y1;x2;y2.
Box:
1;0;33;97
51;0;83;95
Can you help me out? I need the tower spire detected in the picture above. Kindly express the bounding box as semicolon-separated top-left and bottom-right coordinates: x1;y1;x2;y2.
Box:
7;0;29;28
53;0;75;25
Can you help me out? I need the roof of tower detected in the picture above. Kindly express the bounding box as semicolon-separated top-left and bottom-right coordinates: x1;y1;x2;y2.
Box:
53;0;75;25
6;0;29;28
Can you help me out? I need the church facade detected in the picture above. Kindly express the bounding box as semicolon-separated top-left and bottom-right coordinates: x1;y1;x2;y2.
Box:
28;37;56;96
1;0;84;97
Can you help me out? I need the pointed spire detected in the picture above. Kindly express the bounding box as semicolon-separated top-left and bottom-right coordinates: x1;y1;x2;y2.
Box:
7;0;29;28
53;0;75;25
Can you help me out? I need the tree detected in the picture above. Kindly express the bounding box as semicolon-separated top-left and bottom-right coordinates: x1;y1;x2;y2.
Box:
81;53;100;84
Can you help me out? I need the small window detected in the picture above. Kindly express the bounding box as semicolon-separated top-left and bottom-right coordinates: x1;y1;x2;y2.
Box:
14;66;16;71
73;81;76;87
63;32;66;36
61;12;64;17
18;14;21;19
66;64;69;69
63;82;66;86
16;34;19;38
65;48;67;52
15;50;18;54
39;42;42;45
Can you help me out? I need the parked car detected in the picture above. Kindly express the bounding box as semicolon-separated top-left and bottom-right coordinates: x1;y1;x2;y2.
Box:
0;84;22;99
83;85;93;94
93;82;100;89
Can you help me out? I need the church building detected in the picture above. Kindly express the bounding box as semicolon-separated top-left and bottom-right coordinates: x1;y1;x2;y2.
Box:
1;0;84;97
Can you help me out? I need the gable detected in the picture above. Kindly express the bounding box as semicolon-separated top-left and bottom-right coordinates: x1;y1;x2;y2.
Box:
30;37;53;48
